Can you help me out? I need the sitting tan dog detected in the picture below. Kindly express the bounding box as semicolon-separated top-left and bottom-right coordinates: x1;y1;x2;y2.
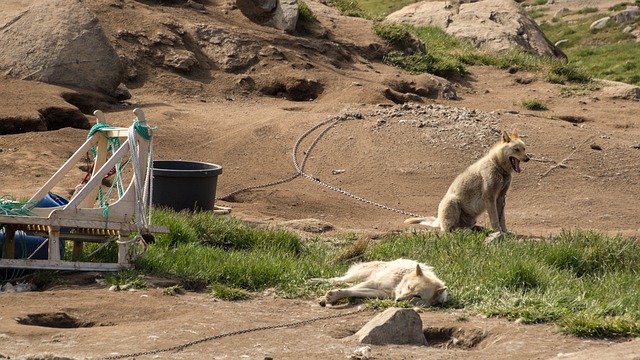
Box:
405;130;529;232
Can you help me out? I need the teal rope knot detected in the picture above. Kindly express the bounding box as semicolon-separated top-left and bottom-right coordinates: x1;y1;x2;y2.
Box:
133;119;156;140
87;123;118;140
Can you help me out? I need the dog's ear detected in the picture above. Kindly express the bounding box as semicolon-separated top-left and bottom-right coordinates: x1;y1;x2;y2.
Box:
501;130;511;143
511;129;520;140
415;264;424;277
434;286;447;297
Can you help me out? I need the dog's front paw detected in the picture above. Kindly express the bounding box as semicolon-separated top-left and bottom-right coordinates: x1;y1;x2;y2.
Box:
323;289;342;305
484;231;504;244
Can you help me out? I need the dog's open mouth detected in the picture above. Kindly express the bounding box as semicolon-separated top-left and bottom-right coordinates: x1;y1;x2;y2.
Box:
510;156;521;173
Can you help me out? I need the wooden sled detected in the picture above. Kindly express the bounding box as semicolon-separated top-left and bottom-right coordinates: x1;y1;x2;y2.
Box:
0;108;168;271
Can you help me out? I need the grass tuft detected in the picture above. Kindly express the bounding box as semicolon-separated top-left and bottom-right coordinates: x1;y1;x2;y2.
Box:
104;271;147;289
521;98;548;110
210;283;251;301
297;0;316;23
326;0;367;18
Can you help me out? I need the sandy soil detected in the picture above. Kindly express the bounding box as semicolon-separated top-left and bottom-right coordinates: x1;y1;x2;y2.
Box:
1;0;639;359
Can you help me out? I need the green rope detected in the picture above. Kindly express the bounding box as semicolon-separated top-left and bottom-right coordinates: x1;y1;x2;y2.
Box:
87;123;118;139
0;195;37;216
86;122;124;216
133;119;155;140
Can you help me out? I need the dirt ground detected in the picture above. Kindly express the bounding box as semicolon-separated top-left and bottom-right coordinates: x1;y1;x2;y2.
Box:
1;0;640;359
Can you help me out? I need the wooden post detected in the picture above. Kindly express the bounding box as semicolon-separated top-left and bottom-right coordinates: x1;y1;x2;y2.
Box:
79;110;109;209
2;225;16;259
72;241;84;261
118;231;130;267
48;226;61;261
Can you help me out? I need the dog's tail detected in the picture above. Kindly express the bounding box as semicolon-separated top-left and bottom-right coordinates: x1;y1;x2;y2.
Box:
404;216;439;228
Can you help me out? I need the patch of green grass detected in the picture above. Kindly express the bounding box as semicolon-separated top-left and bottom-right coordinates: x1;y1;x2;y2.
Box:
521;98;548;110
132;210;640;338
333;234;370;263
137;209;334;297
541;230;640;277
374;24;481;77
59;238;119;264
546;62;592;84
524;0;549;6
163;284;184;296
609;2;633;11
357;0;419;17
569;43;640;85
210;283;251;301
382;50;465;77
574;7;598;15
297;0;316;23
366;298;416;311
326;0;367;18
104;271;147;289
528;7;550;19
373;22;411;48
558;81;602;97
365;229;640;335
539;15;640;85
153;210;304;254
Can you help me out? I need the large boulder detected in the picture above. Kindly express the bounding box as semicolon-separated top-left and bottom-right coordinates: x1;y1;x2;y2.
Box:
187;24;261;72
351;308;427;346
386;0;566;60
236;0;299;33
613;6;640;24
0;0;123;95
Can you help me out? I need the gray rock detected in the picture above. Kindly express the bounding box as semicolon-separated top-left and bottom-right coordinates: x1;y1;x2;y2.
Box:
0;0;123;94
164;49;199;71
236;0;299;33
590;17;611;30
601;84;640;100
352;308;427;346
554;8;570;18
385;0;565;60
188;24;260;72
613;7;640;24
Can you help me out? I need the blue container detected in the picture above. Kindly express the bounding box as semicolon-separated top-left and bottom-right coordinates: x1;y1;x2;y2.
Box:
0;229;65;260
35;192;69;208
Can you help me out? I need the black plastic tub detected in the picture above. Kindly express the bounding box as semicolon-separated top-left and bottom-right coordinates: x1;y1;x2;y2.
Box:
152;160;223;212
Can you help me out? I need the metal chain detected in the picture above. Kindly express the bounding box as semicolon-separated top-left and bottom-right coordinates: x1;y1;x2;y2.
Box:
300;174;422;217
217;112;423;218
217;113;352;201
103;307;369;360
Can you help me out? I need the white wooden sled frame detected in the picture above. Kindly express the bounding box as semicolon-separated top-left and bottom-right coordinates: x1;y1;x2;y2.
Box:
0;108;168;271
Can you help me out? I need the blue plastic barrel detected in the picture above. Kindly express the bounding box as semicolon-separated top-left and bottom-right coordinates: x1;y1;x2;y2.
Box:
0;229;65;260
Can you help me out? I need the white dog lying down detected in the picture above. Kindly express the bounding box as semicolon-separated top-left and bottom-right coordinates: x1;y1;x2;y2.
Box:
310;259;448;307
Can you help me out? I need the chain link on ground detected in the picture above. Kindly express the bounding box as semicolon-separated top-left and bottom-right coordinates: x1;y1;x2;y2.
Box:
217;112;423;218
103;307;370;359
